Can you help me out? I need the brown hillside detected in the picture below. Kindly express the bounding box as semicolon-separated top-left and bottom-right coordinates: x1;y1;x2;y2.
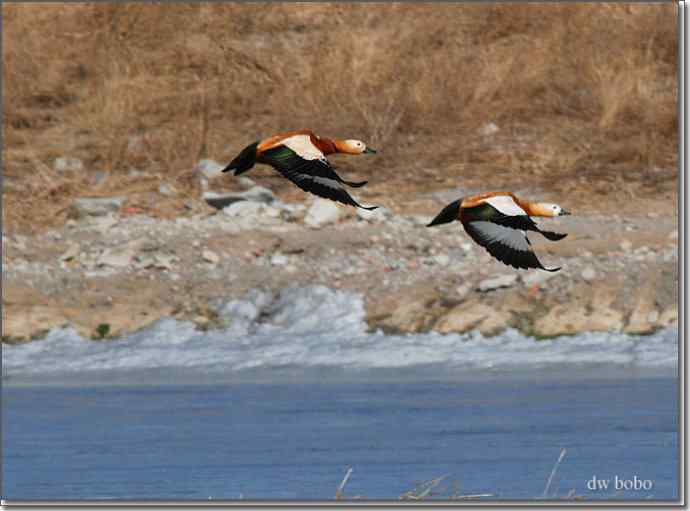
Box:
2;3;678;234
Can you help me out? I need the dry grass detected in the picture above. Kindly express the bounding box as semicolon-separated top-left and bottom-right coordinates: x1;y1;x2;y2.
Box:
2;3;678;233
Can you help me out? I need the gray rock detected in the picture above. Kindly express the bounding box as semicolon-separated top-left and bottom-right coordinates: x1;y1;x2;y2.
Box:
432;254;450;266
455;284;472;301
237;177;256;189
477;274;517;292
581;267;597;281
93;170;109;185
221;201;287;227
196;159;225;180
133;255;156;269
158;183;176;197
54;157;83;173
69;197;126;219
98;247;134;268
479;122;499;136
128;168;146;178
59;243;80;262
356;207;393;223
522;271;557;288
270;253;289;266
202;249;220;265
204;186;276;210
304;199;342;228
154;253;177;271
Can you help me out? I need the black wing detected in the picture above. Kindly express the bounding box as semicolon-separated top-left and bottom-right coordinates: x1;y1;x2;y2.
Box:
259;145;377;210
462;203;567;241
463;220;560;272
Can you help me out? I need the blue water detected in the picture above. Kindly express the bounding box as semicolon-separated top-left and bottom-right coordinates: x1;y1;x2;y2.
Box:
2;375;678;502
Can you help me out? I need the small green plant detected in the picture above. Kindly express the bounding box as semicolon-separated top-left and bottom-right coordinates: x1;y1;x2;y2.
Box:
95;323;111;339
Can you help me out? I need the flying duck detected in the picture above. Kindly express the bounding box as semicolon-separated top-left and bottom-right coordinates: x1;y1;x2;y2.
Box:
221;129;378;210
427;192;570;272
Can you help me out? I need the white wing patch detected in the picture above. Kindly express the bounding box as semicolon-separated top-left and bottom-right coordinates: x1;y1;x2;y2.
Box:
483;195;527;216
282;135;324;161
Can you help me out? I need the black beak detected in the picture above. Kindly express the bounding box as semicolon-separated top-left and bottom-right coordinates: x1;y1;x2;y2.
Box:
561;209;571;216
427;199;461;227
364;147;377;154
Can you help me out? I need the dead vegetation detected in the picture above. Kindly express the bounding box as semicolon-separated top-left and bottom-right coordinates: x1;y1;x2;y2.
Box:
2;3;678;234
332;449;580;500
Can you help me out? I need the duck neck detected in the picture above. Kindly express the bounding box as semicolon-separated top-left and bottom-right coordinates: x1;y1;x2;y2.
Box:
524;202;554;217
313;137;338;155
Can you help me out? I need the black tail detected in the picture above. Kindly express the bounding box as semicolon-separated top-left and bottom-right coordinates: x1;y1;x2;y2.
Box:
222;141;259;175
341;179;368;188
427;199;461;227
540;230;568;242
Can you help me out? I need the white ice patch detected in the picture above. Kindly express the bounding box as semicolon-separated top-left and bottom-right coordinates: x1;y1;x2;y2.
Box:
2;285;678;381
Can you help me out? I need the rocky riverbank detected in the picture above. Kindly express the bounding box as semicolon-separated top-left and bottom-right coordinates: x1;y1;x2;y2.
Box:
2;177;679;344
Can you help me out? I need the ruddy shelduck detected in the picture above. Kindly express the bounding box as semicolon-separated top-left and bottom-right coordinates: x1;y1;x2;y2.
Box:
222;129;378;210
427;192;571;271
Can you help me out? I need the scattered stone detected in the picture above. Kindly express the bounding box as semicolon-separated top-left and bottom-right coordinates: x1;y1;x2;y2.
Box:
581;267;597;281
620;239;633;251
455;284;472;301
432;254;450;266
202;249;220;265
279;203;307;222
54;157;83;173
154;254;177;271
669;230;678;240
204;186;276;209
69;197;127;219
133;255;156;269
88;214;119;233
522;271;557;288
128;168;146;178
59;243;80;262
196;159;225;180
158;183;176;197
270;253;289;266
237;177;256;189
222;201;265;219
304;199;342;228
479;122;499;136
93;170;109;185
11;235;28;251
98;247;134;268
356;207;393;223
477;274;517;292
127;135;148;154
